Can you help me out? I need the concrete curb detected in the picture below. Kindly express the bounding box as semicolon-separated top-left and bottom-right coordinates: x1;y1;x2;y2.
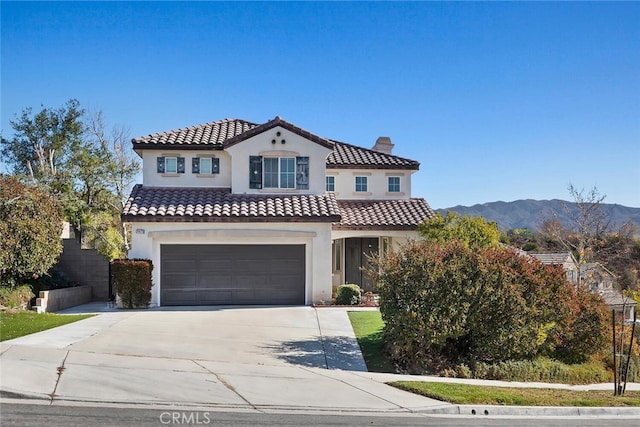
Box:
3;391;640;418
419;404;640;417
0;388;51;402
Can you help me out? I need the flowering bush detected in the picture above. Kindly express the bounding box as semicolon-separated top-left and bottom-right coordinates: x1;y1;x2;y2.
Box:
374;240;609;372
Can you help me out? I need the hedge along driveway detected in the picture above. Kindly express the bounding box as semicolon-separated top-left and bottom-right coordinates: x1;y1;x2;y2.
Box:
111;259;152;308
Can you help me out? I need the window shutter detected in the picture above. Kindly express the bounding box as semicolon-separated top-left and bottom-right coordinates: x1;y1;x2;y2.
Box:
192;158;200;174
212;158;220;174
249;156;262;189
157;157;165;173
296;157;309;189
177;157;185;173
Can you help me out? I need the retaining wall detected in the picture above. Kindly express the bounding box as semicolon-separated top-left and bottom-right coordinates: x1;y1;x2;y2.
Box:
35;285;92;313
55;238;110;301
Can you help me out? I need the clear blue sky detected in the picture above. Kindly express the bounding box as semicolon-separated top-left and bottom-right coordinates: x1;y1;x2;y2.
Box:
2;1;639;209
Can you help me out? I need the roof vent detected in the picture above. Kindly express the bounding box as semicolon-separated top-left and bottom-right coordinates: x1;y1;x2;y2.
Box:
372;136;394;155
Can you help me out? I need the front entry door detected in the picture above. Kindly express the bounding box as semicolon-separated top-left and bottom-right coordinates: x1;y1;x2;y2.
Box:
345;238;379;292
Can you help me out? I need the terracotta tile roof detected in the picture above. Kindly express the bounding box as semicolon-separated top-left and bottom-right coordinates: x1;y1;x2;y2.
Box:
224;116;334;149
327;140;420;170
122;185;341;223
335;199;435;230
132;118;419;169
132;118;258;149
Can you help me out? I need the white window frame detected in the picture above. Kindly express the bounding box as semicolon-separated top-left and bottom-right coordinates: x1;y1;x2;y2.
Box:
280;157;296;189
388;176;401;193
355;176;368;192
263;158;278;188
165;157;178;174
326;176;335;192
263;157;296;189
200;157;212;174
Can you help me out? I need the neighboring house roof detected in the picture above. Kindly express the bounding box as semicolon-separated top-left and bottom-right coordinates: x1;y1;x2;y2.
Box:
122;185;341;223
131;117;418;169
500;244;529;257
580;262;616;278
334;199;435;230
530;252;576;266
597;288;637;309
326;140;419;170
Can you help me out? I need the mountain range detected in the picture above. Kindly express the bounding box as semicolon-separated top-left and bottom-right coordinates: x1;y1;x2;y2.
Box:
437;199;640;232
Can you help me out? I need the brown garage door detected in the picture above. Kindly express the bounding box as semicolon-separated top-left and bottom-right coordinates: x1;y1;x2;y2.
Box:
160;244;305;306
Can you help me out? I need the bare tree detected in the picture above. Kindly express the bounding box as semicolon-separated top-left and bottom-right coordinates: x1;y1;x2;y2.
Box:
3;100;139;259
83;109;140;253
539;184;610;283
84;109;139;210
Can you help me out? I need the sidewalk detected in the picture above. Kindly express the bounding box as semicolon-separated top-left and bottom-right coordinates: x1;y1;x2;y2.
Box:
1;304;639;418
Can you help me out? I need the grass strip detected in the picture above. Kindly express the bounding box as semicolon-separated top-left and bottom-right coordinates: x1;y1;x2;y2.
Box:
347;310;396;373
390;381;640;407
0;311;94;341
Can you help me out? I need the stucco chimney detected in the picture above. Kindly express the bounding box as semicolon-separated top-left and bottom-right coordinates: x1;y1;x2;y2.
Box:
372;136;394;155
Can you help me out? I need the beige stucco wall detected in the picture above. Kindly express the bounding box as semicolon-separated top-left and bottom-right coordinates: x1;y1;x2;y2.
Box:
326;168;414;200
129;221;333;306
141;150;232;188
226;125;332;195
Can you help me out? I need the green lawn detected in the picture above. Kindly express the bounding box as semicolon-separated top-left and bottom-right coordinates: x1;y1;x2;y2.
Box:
347;310;396;373
347;310;640;407
390;381;640;407
0;310;94;341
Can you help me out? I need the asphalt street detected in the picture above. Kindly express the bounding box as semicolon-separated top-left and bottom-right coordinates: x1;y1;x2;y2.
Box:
3;403;640;427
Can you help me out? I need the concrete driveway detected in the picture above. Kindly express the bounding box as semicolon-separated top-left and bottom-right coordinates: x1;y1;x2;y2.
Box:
56;306;367;370
3;305;640;418
0;305;444;413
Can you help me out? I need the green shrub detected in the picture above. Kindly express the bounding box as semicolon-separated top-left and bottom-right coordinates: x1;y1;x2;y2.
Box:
111;259;152;309
626;355;640;383
445;358;612;385
0;176;63;286
0;285;35;310
374;240;609;372
335;284;362;305
456;363;472;379
27;269;77;304
612;354;640;383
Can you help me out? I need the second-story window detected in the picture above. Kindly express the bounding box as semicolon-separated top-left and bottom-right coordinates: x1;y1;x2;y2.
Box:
279;157;296;189
388;176;400;192
326;176;335;192
157;156;185;174
200;158;213;174
264;158;295;188
355;176;368;192
165;157;177;173
252;156;308;190
192;157;220;174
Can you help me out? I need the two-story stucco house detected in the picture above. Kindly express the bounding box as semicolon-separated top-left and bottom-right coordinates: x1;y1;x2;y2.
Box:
122;116;435;306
